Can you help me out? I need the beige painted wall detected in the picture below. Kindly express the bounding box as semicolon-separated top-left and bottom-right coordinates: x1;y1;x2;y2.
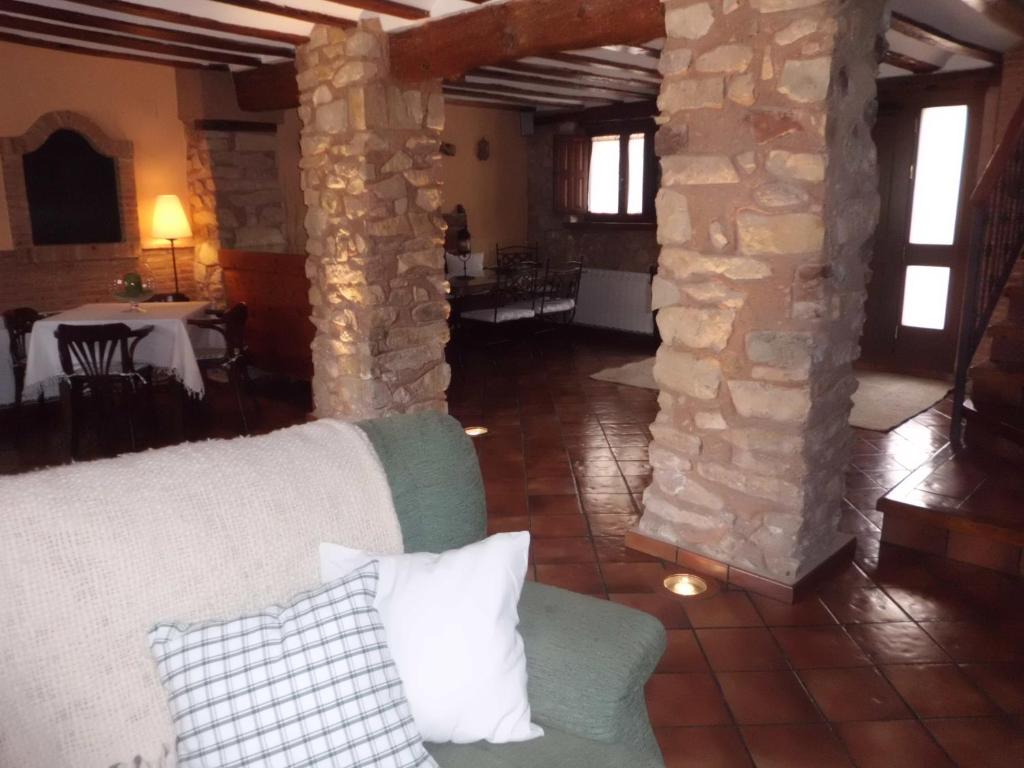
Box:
0;40;190;251
441;104;529;265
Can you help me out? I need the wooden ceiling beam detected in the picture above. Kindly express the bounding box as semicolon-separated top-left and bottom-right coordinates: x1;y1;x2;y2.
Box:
882;48;942;75
443;85;568;108
202;0;354;29
890;11;1001;64
489;59;659;91
0;12;264;65
0;0;294;58
545;52;660;79
447;78;612;105
66;0;307;45
390;0;664;82
470;66;657;98
234;60;299;110
954;0;1024;38
446;97;530;113
322;0;428;20
0;29;224;69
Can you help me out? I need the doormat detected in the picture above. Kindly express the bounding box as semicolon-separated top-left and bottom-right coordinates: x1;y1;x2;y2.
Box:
590;360;950;432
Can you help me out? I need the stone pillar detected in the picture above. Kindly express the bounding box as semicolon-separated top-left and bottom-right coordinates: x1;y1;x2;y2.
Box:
186;127;289;303
636;0;887;587
296;21;450;419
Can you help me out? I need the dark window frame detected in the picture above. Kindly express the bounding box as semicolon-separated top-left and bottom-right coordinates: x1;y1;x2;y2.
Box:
554;117;658;226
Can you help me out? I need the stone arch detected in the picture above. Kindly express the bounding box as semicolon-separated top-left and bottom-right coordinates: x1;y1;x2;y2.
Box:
1;110;139;252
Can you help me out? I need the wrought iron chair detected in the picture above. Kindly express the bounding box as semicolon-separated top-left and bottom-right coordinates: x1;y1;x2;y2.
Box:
536;260;585;326
459;262;542;341
188;303;252;434
54;322;154;458
495;244;541;270
3;307;45;408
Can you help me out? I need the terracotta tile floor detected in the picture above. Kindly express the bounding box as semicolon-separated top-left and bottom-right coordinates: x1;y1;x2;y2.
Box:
4;327;1022;765
448;330;1024;768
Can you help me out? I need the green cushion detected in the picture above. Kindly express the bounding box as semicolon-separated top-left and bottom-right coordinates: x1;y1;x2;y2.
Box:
426;724;662;768
519;582;665;754
358;412;485;553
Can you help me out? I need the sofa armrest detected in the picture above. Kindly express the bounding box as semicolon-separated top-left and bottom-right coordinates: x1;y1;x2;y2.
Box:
518;581;666;758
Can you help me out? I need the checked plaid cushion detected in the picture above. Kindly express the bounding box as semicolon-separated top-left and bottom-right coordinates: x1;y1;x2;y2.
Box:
149;562;436;768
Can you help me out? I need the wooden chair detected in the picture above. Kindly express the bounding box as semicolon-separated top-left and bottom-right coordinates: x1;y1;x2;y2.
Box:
188;303;252;434
3;307;44;409
55;322;154;458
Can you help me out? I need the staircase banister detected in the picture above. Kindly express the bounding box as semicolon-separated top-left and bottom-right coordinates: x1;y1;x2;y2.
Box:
972;94;1024;206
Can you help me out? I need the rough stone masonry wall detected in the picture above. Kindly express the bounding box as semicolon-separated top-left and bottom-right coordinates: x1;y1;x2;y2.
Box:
297;21;449;419
527;124;660;273
638;0;887;583
186;127;288;302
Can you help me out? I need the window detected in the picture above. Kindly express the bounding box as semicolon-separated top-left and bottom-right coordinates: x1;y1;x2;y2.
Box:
553;125;655;222
901;265;951;330
908;104;969;246
22;129;122;245
585;132;650;218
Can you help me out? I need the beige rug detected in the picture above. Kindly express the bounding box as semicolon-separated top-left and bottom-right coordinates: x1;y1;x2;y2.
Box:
590;359;950;432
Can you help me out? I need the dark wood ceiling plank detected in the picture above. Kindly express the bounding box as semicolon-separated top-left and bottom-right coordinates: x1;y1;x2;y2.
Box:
0;12;263;65
444;83;586;106
890;11;1001;64
0;0;294;57
390;0;664;81
443;85;565;108
65;0;307;45
488;59;659;92
446;97;530;112
321;0;427;20
882;48;942;75
0;29;224;69
447;77;612;105
546;51;660;78
469;66;657;98
204;0;354;28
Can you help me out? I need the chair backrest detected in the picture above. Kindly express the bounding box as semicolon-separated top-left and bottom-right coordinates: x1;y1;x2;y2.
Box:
220;302;249;358
146;293;190;303
54;323;146;379
496;244;540;270
3;307;44;367
495;262;540;306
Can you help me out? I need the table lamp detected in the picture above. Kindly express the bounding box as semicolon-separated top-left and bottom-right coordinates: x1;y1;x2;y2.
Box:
152;194;192;302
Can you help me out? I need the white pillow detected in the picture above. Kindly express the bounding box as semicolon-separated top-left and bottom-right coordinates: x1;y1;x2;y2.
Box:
320;532;543;745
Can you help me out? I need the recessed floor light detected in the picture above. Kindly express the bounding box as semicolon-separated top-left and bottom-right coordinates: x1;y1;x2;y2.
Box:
663;573;709;597
464;426;489;437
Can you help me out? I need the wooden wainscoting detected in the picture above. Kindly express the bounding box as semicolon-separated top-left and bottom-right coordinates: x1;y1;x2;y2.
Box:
218;249;313;380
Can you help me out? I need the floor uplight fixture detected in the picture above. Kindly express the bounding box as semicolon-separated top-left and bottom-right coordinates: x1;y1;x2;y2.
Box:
663;573;709;597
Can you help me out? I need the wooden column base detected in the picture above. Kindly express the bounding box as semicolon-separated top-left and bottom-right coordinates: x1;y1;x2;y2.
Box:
625;530;856;604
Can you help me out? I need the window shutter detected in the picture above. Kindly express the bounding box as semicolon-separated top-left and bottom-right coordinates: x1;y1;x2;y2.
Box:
553;135;590;214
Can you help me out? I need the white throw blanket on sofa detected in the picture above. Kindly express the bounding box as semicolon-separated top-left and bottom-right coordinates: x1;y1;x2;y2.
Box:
0;420;403;768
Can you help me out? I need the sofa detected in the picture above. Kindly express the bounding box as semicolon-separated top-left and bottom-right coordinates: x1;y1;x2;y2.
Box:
0;412;666;767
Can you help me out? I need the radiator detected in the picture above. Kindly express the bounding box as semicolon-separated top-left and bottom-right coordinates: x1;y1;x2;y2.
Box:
574;268;655;335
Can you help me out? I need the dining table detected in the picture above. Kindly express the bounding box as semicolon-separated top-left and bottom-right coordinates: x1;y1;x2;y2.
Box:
22;302;222;398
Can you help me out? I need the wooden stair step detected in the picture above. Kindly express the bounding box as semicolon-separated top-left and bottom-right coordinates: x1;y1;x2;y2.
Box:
878;446;1024;548
970;362;1024;410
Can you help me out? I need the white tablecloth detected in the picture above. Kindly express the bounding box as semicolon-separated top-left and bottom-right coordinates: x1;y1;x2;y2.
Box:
23;302;220;398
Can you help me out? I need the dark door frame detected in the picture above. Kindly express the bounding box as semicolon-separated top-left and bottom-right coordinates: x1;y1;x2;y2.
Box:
861;70;996;379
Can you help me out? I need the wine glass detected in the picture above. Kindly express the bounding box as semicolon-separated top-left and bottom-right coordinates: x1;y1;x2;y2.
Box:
112;267;156;312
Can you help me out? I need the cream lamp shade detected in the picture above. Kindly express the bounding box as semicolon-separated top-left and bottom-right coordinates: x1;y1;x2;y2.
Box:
151;194;192;241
